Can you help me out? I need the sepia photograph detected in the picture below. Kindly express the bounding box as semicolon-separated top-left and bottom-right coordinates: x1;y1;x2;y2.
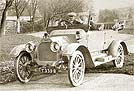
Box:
0;0;134;91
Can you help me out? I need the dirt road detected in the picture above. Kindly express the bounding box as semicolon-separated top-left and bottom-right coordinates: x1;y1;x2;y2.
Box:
0;73;134;91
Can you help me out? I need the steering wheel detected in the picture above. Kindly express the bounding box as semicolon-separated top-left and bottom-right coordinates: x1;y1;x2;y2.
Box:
58;20;72;28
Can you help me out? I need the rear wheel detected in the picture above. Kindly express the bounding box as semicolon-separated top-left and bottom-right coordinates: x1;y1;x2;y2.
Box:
113;44;124;68
68;50;85;87
15;52;33;83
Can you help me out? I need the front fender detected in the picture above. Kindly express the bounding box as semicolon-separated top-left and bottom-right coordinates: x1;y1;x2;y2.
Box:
9;44;26;57
63;43;95;68
62;43;85;56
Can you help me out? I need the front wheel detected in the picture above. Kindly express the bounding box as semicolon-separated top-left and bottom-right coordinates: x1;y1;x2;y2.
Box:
113;44;124;68
68;50;85;87
15;52;33;83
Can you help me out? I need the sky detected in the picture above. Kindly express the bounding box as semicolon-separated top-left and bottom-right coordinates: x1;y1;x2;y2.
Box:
94;0;134;12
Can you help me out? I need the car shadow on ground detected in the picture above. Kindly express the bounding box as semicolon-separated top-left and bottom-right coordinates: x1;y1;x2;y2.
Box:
30;73;72;88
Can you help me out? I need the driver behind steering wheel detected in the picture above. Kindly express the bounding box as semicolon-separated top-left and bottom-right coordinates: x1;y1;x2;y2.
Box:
57;12;83;27
57;12;82;26
67;12;82;25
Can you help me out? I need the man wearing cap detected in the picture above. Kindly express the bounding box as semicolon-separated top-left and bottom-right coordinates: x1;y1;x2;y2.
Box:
67;12;81;25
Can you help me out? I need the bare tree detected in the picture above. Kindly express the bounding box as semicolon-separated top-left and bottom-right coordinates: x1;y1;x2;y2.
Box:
14;0;29;33
127;8;134;29
27;0;38;32
38;0;93;29
98;9;119;23
0;0;14;36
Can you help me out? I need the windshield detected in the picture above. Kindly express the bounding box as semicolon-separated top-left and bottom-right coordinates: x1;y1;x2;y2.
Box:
47;24;89;34
47;15;89;27
46;14;89;33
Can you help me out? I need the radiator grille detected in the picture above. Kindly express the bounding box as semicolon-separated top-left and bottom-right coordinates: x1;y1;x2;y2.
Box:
37;42;57;61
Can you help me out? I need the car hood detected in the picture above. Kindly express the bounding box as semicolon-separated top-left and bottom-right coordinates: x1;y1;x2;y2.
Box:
50;29;86;36
49;28;86;45
50;35;77;46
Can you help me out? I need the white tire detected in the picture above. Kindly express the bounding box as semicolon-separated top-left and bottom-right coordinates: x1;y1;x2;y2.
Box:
68;50;85;87
113;44;124;68
15;52;33;83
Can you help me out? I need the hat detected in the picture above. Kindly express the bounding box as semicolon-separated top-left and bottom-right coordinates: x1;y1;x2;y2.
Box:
68;12;77;17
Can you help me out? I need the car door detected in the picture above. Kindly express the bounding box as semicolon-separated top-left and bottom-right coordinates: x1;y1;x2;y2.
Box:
87;30;105;52
103;30;117;49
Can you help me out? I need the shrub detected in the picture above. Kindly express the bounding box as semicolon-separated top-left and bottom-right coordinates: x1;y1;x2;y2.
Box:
21;22;44;33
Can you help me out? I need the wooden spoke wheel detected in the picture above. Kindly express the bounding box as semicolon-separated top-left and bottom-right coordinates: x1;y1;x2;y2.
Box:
15;52;33;83
68;50;85;87
113;44;124;68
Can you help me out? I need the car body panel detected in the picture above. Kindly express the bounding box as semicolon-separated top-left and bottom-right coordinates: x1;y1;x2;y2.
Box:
87;31;105;52
104;30;118;49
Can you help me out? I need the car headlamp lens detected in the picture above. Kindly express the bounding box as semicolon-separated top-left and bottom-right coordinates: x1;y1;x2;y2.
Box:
25;41;36;53
50;42;60;52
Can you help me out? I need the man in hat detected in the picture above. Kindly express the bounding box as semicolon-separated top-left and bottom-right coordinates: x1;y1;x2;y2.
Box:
57;12;82;27
67;12;81;25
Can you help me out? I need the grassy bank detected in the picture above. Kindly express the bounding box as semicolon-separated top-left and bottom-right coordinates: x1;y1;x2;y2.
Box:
0;34;41;61
0;34;41;84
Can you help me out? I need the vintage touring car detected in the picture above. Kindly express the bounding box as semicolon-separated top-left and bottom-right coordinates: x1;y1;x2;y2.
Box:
10;18;128;87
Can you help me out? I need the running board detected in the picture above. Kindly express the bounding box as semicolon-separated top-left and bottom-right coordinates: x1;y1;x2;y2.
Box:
91;52;107;61
94;56;116;67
